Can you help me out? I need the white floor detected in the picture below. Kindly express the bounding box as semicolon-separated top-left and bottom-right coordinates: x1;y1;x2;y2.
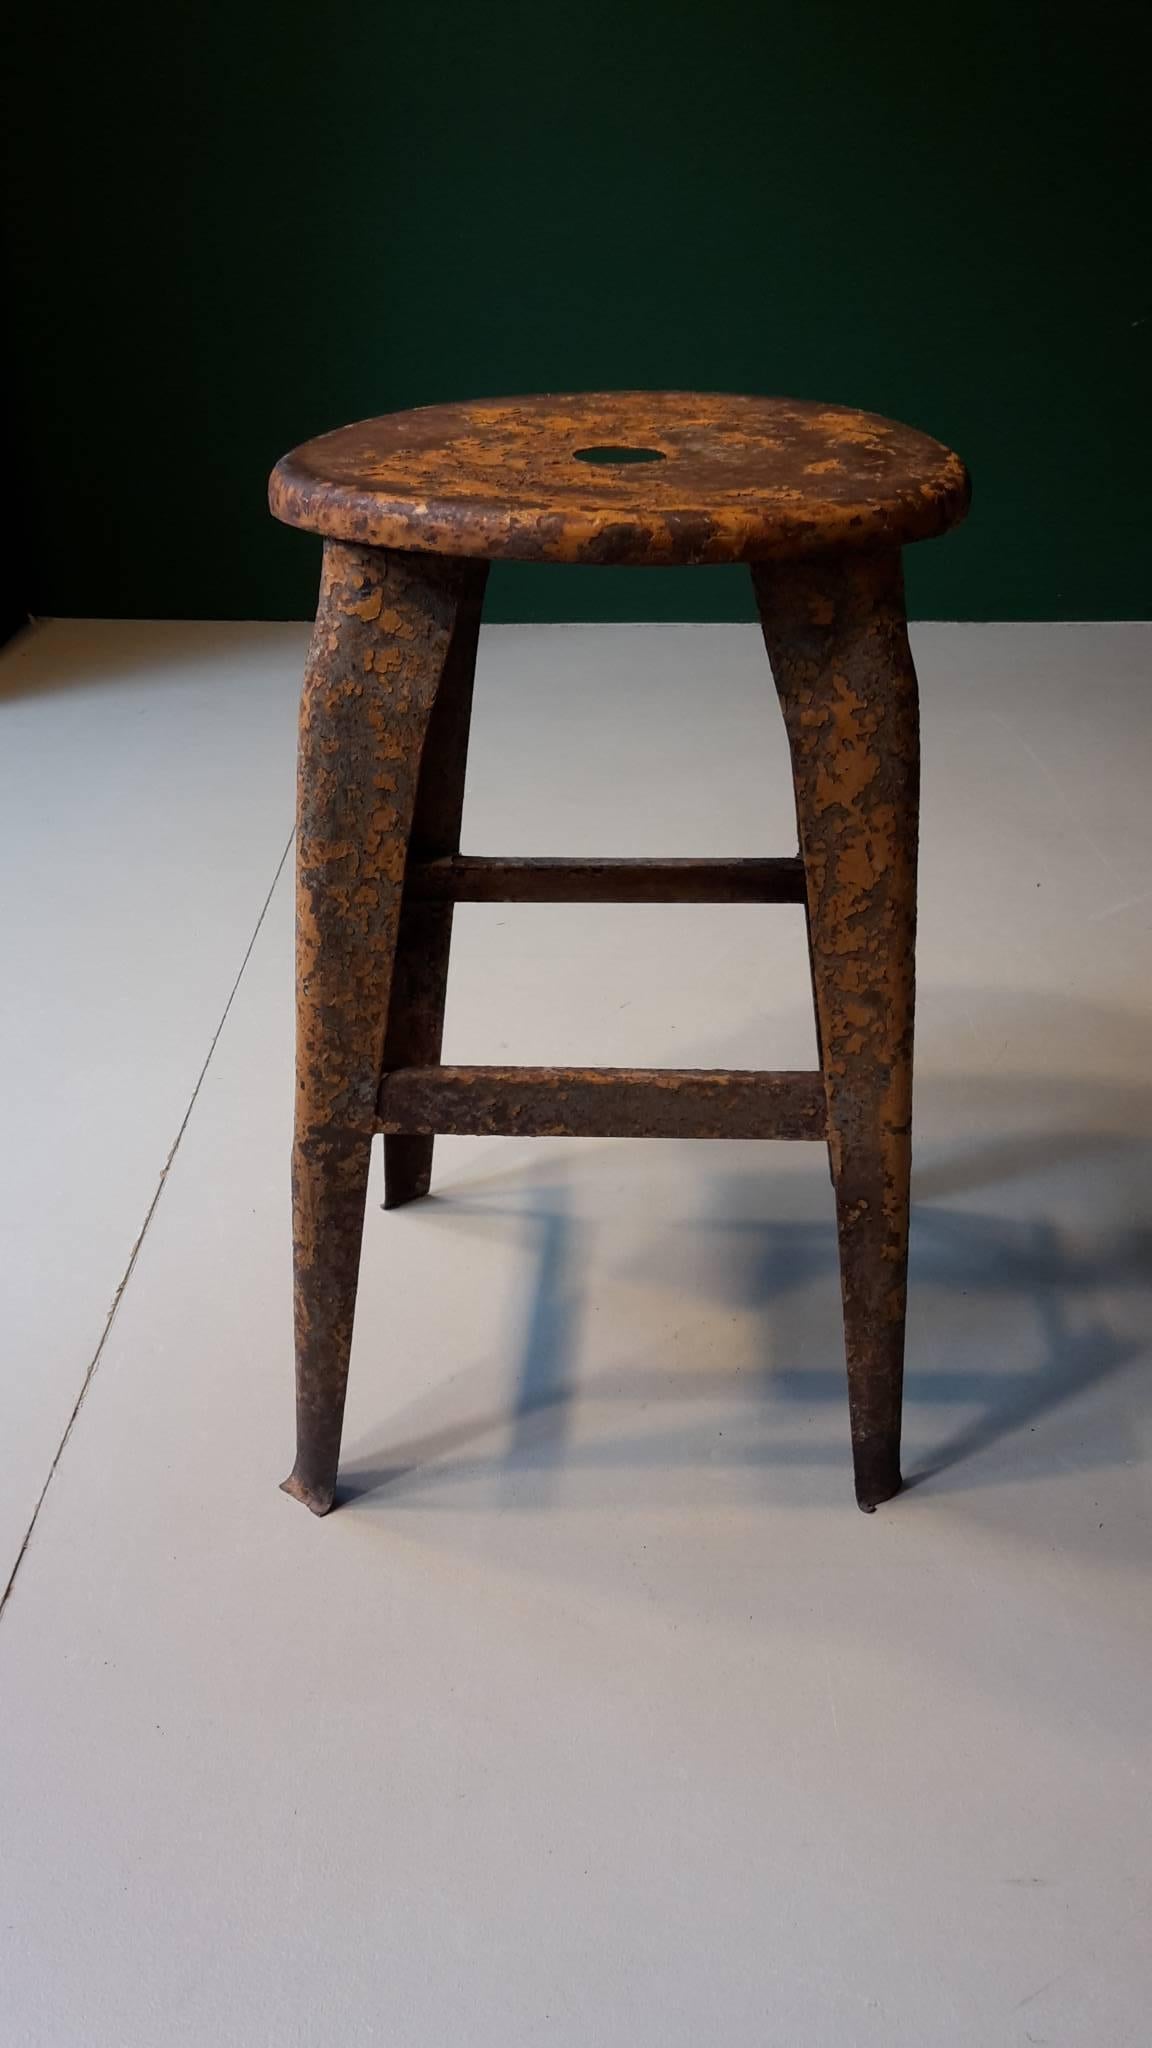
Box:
1;617;1149;2047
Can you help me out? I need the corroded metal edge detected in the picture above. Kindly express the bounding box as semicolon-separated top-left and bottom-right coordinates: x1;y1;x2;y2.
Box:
755;548;919;1511
376;1066;828;1141
407;855;807;903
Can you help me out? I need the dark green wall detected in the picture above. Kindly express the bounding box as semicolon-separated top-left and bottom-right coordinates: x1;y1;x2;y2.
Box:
7;1;1149;623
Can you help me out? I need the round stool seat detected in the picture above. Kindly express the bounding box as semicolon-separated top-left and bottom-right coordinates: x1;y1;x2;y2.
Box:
269;391;969;567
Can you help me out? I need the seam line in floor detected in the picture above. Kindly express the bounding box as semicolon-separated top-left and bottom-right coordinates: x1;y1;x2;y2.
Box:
0;827;295;1627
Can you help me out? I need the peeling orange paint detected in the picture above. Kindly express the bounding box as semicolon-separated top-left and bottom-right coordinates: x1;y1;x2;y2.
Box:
274;397;968;1521
754;548;922;1509
270;392;969;566
285;540;482;1515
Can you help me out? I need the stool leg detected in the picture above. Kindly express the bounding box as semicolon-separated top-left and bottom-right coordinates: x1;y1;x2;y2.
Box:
284;541;483;1515
753;551;918;1511
802;895;836;1187
382;563;487;1208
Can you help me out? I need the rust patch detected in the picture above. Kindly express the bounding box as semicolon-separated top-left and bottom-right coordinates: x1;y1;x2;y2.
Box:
268;392;970;567
284;540;483;1515
754;548;919;1509
376;1066;828;1142
272;398;967;1519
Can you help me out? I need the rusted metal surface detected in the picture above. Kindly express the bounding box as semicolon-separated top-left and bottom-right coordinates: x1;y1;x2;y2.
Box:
754;549;920;1511
377;1066;828;1141
269;392;970;566
285;539;479;1516
274;392;967;1520
407;854;806;903
380;563;488;1211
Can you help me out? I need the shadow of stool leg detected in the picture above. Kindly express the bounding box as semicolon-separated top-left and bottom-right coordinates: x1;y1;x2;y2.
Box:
753;550;919;1510
284;542;481;1515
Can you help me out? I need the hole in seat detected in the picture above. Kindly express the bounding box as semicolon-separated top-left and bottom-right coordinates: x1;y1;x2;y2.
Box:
571;445;667;465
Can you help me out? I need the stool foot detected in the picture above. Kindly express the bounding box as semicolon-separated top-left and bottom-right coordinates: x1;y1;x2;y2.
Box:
280;1467;337;1516
755;550;918;1515
852;1436;903;1512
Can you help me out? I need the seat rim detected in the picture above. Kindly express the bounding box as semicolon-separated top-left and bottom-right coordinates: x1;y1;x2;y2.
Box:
269;390;971;565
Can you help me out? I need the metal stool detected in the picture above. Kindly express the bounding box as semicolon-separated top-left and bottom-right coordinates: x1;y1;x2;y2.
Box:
269;392;969;1516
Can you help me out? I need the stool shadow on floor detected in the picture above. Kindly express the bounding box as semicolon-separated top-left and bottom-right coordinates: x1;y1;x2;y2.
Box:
905;1203;1149;1488
337;1038;1152;1511
703;1189;1151;1493
337;1181;585;1507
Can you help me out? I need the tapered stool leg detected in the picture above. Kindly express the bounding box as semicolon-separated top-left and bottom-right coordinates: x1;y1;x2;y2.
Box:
754;551;919;1510
284;541;482;1514
382;563;487;1209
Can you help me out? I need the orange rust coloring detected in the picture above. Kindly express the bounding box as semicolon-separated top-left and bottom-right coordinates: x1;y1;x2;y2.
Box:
270;392;968;566
271;392;969;1517
754;551;920;1507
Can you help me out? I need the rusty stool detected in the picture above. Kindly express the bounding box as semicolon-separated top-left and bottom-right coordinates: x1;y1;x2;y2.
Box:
269;393;969;1517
